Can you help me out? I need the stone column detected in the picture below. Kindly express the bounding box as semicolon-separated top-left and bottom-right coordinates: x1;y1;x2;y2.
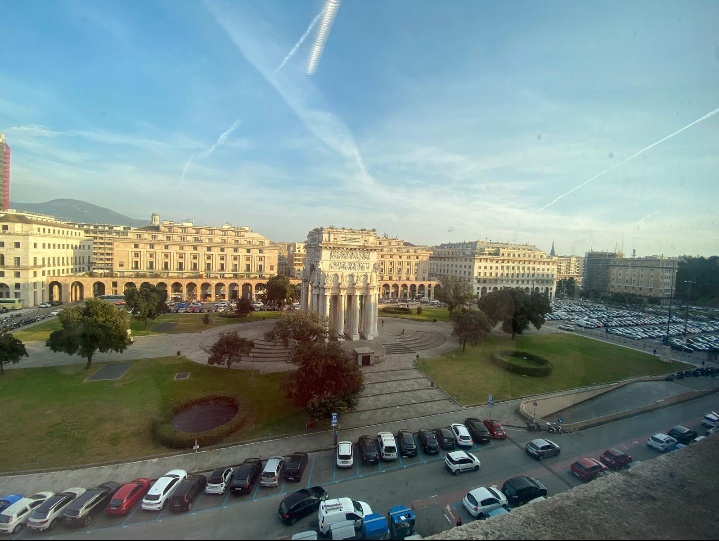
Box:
337;290;346;338
350;294;360;340
300;279;308;313
323;288;331;321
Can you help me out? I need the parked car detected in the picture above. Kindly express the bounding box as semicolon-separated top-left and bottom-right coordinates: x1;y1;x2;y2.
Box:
598;448;633;470
357;435;380;464
38;302;52;308
570;458;607;482
0;492;53;534
464;417;492;444
482;419;507;439
106;478;151;517
667;425;699;445
278;486;328;524
397;429;418;457
230;458;263;495
336;441;354;468
206;467;234;495
701;411;719;429
28;487;86;531
261;457;285;487
168;475;207;513
417;428;440;454
525;438;561;460
141;470;188;511
462;485;508;518
647;433;678;452
284;452;309;482
444;450;481;475
450;423;474;447
377;432;398;460
62;482;121;527
501;476;548;506
0;495;22;514
434;427;456;450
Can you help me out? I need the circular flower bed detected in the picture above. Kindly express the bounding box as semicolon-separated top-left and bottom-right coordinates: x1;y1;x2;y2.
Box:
491;350;553;377
152;393;246;449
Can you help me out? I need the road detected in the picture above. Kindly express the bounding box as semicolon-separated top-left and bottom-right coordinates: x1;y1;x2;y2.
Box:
17;394;718;540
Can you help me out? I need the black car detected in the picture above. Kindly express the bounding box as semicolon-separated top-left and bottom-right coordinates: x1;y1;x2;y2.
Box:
667;425;698;445
417;428;440;454
671;344;693;353
434;427;456;450
168;475;207;513
357;435;380;464
397;429;418;457
49;300;63;306
464;417;492;444
284;452;309;482
278;486;328;524
501;476;548;506
61;482;121;527
230;458;263;495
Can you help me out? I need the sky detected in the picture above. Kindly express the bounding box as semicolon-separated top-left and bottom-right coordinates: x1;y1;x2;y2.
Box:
1;0;718;257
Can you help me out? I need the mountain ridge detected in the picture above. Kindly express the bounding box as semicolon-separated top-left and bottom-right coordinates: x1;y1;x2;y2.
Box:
9;199;149;228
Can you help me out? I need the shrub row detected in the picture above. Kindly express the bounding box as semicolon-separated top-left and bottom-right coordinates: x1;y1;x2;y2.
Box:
380;307;412;314
152;393;246;449
491;350;553;377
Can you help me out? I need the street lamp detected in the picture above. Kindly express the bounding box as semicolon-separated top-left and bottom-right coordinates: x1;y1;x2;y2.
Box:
663;259;683;344
683;280;695;336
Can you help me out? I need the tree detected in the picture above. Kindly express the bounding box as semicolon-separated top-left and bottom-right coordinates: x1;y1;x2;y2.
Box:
202;313;211;326
124;284;167;329
263;311;333;347
555;278;576;298
434;275;474;316
283;340;364;420
0;331;28;375
265;275;294;310
450;308;492;351
478;288;552;339
235;297;255;317
206;331;255;369
46;297;133;369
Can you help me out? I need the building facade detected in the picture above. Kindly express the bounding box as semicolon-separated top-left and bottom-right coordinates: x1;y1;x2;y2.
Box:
77;222;134;274
0;134;9;211
609;256;678;299
429;241;557;299
553;254;585;288
583;251;624;294
0;210;93;306
286;241;306;279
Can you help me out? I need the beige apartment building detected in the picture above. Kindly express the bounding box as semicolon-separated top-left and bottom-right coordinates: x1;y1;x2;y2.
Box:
553;254;585;288
0;210;92;306
76;222;134;274
286;241;306;279
429;241;557;299
609;256;678;299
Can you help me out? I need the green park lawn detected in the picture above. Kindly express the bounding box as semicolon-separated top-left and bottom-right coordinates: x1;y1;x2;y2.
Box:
417;333;688;406
378;306;451;322
0;356;306;473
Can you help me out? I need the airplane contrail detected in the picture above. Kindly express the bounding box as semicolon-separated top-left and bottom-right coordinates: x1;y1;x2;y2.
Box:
181;154;194;183
534;106;719;213
200;118;242;158
276;7;325;73
306;0;341;75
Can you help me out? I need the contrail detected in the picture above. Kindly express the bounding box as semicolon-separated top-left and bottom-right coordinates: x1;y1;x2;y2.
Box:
181;154;194;183
534;106;719;213
200;118;242;158
306;0;341;75
276;6;325;73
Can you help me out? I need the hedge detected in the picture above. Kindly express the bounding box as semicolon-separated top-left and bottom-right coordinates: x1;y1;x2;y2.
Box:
152;393;246;449
380;307;412;315
491;350;553;377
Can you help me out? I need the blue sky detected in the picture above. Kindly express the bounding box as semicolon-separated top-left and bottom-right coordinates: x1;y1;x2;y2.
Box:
1;0;717;257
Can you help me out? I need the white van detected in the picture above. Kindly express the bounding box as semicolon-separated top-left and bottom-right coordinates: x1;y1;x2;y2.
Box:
377;432;398;461
318;498;372;535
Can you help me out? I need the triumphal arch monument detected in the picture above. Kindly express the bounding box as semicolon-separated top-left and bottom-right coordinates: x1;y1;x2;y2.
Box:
301;227;380;341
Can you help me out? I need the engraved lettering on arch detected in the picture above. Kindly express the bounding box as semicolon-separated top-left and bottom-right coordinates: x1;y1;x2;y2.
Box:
329;250;370;260
328;261;371;271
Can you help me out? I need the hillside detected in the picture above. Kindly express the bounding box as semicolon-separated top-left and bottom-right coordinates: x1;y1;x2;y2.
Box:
9;199;148;227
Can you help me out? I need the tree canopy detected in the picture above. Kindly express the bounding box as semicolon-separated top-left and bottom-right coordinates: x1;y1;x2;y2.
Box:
263;311;333;347
450;308;492;351
477;288;552;339
124;284;168;329
264;275;296;310
234;297;255;317
46;297;133;369
207;331;255;369
0;331;29;375
434;275;475;316
283;340;364;420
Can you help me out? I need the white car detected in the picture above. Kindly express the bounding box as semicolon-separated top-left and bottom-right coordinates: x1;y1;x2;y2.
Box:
647;433;678;452
445;450;481;475
38;302;51;308
701;411;719;429
336;441;354;468
0;492;54;534
206;466;234;495
141;469;187;511
450;423;474;447
27;488;85;531
462;485;508;518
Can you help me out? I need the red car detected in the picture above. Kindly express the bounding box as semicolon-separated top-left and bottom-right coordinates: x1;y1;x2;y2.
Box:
570;457;607;481
482;419;507;439
105;478;151;516
599;448;633;470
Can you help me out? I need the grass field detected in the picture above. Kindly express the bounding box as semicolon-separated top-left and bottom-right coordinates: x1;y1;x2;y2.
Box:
0;356;306;473
417;333;688;405
378;306;452;322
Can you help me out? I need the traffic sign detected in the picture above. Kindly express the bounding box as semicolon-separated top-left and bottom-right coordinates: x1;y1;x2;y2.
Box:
331;412;338;427
557;417;564;424
488;395;494;406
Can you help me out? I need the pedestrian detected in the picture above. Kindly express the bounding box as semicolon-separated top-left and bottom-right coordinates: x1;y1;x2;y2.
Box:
456;517;463;527
402;329;404;334
653;348;657;355
381;319;384;327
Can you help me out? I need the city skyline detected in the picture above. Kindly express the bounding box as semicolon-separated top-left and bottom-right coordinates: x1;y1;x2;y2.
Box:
1;1;718;257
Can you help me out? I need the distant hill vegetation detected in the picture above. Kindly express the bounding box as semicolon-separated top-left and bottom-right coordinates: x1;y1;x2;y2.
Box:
9;199;149;228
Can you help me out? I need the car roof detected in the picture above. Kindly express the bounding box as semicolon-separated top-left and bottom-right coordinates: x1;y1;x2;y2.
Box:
114;480;147;498
575;457;601;467
283;488;313;506
467;486;497;499
448;450;472;459
505;476;536;489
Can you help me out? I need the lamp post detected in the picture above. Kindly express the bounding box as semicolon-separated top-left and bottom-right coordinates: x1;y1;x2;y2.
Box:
663;259;683;344
683;280;695;336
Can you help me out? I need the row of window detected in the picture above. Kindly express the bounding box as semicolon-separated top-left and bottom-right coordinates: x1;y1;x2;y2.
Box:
118;262;270;272
136;233;266;243
131;244;265;252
